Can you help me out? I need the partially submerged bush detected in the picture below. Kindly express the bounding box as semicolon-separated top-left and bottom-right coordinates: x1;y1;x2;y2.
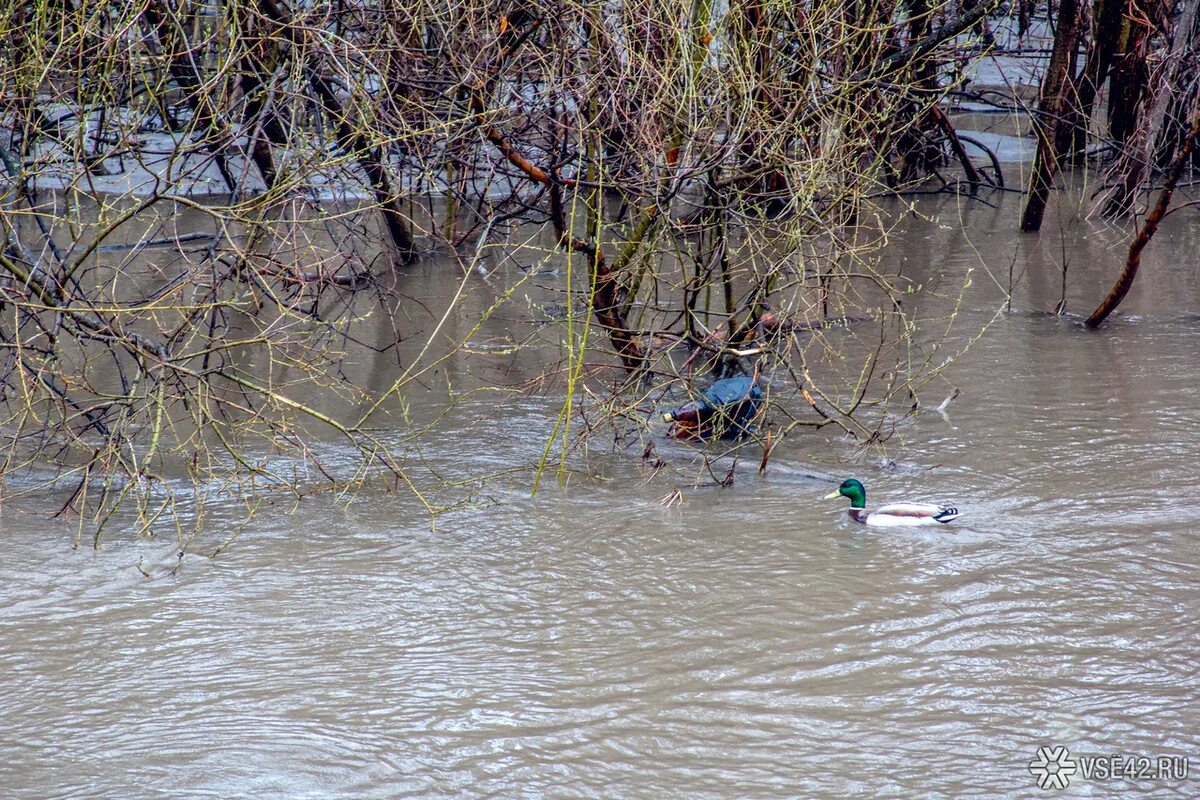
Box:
0;0;999;541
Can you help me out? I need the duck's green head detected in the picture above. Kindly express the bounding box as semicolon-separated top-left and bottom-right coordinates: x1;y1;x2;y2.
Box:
824;478;866;508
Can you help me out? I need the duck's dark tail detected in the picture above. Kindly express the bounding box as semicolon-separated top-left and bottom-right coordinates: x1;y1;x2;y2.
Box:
934;507;961;523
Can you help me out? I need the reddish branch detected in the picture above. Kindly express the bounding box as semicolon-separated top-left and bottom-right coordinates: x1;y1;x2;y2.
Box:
470;14;644;372
483;121;644;370
1085;97;1200;327
547;183;645;371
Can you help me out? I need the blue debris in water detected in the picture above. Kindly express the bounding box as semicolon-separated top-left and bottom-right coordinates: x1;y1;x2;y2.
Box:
663;376;763;440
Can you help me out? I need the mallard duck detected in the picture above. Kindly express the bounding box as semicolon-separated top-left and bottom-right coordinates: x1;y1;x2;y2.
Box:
824;478;960;526
662;376;763;440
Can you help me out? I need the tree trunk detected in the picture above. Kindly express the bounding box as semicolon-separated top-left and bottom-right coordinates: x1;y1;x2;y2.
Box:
1020;0;1081;232
1056;0;1125;163
1106;0;1158;146
1051;0;1088;160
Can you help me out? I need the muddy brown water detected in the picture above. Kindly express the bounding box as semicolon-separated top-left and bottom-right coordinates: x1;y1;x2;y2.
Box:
2;189;1199;798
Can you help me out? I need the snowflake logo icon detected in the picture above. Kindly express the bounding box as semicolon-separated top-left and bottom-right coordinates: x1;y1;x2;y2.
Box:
1029;746;1078;790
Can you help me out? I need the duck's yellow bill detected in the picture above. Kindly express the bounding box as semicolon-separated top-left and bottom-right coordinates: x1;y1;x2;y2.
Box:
823;490;841;499
662;412;674;423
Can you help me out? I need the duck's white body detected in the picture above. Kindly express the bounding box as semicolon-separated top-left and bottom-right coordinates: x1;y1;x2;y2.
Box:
827;480;961;527
851;503;961;527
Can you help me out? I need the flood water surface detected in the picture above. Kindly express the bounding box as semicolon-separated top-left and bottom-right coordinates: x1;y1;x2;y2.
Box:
2;193;1199;798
